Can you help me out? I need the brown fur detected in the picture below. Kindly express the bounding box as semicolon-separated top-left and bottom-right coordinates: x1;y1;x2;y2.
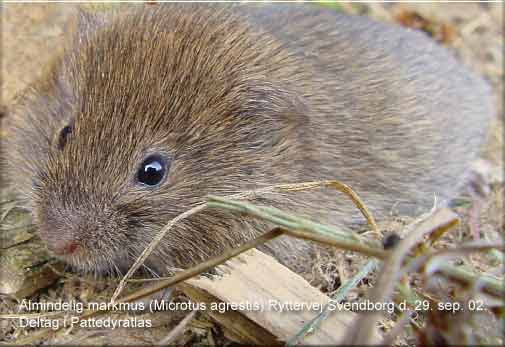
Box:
2;4;493;276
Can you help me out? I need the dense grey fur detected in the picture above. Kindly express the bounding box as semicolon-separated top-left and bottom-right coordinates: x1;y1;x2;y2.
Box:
3;4;492;276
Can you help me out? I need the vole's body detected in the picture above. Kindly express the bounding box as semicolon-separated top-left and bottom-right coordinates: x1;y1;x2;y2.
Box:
4;5;492;275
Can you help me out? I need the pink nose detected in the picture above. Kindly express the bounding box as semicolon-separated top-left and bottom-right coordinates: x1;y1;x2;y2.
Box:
50;240;79;255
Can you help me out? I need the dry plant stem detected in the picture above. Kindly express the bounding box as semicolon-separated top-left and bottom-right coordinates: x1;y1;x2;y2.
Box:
400;242;505;298
111;203;207;301
113;179;377;301
129;228;387;283
217;180;379;235
405;242;505;274
322;180;379;234
270;180;379;233
393;242;505;319
208;198;371;245
282;228;386;260
99;228;283;311
436;262;504;298
0;201;17;222
397;282;424;309
345;208;459;345
287;259;380;346
156;310;197;345
12;228;284;346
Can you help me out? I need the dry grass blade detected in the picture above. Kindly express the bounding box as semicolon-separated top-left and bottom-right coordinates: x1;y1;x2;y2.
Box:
404;242;505;274
434;262;504;298
287;259;379;346
114;228;283;305
0;200;17;222
113;179;377;301
396;242;505;299
344;208;459;345
267;180;379;233
322;180;379;233
282;228;386;259
111;203;207;301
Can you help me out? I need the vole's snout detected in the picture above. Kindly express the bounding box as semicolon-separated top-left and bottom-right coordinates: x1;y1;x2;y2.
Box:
38;220;80;256
48;236;79;255
38;216;82;256
37;202;125;262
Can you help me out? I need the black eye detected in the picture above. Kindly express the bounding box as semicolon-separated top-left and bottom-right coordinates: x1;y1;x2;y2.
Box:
58;125;73;150
137;155;168;186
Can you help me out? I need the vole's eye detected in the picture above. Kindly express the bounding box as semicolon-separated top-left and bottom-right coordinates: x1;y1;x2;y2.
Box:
137;155;168;186
58;125;73;150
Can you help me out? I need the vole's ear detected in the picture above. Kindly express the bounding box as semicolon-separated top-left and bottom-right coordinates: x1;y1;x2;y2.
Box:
239;82;310;150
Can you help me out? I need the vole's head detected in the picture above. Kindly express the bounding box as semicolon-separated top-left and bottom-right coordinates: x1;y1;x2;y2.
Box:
6;6;308;275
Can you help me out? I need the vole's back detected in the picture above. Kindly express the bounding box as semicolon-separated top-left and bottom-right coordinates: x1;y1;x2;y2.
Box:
239;4;493;222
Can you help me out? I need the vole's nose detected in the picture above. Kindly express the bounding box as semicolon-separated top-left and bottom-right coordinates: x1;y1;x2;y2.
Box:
37;202;120;257
50;239;79;255
38;222;80;255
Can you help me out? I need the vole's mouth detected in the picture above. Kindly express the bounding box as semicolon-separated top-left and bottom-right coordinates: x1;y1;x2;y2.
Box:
54;248;134;277
37;217;140;276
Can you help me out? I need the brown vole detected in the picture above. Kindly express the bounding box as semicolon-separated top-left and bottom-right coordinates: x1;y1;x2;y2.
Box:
3;4;493;275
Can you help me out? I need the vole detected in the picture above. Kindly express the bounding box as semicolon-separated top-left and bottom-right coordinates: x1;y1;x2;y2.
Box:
2;4;493;276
